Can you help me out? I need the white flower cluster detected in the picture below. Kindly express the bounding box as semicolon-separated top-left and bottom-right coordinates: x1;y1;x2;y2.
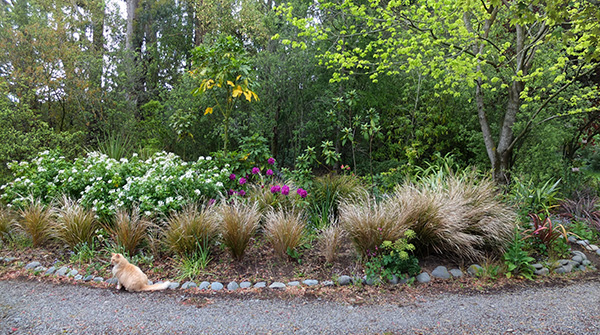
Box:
1;150;231;217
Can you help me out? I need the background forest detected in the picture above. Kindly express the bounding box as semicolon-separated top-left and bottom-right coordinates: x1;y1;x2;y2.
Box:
0;0;599;188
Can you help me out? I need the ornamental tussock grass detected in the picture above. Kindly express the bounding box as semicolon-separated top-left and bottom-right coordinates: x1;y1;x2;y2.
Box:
310;174;367;229
105;206;153;256
339;196;406;258
16;198;56;247
0;206;15;243
319;219;346;263
162;203;219;257
391;170;515;262
218;199;261;261
55;196;98;249
264;209;306;259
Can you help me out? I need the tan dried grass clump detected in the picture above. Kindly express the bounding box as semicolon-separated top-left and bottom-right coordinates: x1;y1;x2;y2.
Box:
339;196;406;258
163;203;219;257
16;198;56;247
55;196;98;249
319;221;346;263
106;206;153;256
264;209;305;259
0;206;16;243
218;200;261;261
390;171;515;261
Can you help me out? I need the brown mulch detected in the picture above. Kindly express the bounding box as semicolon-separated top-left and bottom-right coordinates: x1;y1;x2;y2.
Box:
1;239;599;307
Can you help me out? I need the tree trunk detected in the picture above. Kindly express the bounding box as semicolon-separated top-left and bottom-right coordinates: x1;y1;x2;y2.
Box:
126;0;139;52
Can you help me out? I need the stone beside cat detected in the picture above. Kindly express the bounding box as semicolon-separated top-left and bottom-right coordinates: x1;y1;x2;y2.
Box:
110;253;170;292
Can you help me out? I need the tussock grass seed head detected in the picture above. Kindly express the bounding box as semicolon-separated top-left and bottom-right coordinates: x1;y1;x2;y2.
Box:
16;197;56;247
264;208;306;259
106;206;153;256
163;203;219;257
339;196;406;258
55;196;98;249
218;199;261;261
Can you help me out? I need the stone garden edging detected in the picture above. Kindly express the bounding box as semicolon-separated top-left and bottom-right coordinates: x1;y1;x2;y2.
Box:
3;240;598;292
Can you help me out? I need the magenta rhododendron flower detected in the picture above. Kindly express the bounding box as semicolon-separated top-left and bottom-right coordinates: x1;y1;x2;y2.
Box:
238;190;246;196
252;167;260;174
239;177;247;185
228;189;235;195
271;185;281;193
297;188;307;198
267;157;275;165
266;169;273;176
229;173;236;180
281;185;290;195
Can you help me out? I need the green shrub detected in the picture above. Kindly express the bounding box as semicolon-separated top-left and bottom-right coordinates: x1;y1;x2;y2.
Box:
503;229;535;280
508;177;561;216
162;204;219;257
218;200;261;261
1;151;230;218
55;196;98;249
264;209;306;259
16;198;56;247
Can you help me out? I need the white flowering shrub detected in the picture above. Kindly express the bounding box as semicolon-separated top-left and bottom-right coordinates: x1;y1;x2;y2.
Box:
1;150;230;218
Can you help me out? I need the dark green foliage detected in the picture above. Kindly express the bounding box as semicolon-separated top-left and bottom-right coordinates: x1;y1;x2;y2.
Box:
503;229;535;280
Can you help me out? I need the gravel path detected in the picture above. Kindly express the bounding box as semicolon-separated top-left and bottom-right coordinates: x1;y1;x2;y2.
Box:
1;279;600;334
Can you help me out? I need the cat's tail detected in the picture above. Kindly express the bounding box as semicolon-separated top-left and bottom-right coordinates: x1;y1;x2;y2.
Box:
141;281;171;291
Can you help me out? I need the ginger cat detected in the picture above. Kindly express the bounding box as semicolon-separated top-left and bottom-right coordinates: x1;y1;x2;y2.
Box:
110;253;170;292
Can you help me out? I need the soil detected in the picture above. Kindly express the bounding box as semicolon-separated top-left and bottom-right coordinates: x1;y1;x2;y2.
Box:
1;237;599;306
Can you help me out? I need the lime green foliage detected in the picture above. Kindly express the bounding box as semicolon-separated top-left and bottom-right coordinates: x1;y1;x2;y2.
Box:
16;198;56;247
365;230;420;282
218;200;261;261
503;229;535;280
162;204;219;257
106;207;153;257
281;0;600;183
177;247;212;281
509;178;561;217
190;35;259;151
55;197;98;249
264;209;306;259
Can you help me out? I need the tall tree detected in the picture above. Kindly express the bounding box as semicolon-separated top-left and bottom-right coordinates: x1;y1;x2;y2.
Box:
281;0;600;183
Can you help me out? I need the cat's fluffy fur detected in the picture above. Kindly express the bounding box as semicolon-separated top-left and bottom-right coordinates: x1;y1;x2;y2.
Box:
110;253;170;292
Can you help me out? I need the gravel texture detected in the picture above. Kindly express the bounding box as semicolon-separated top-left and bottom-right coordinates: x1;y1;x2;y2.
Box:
1;279;600;334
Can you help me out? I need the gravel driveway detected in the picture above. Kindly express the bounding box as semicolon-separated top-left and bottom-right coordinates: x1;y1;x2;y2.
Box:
1;279;600;334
